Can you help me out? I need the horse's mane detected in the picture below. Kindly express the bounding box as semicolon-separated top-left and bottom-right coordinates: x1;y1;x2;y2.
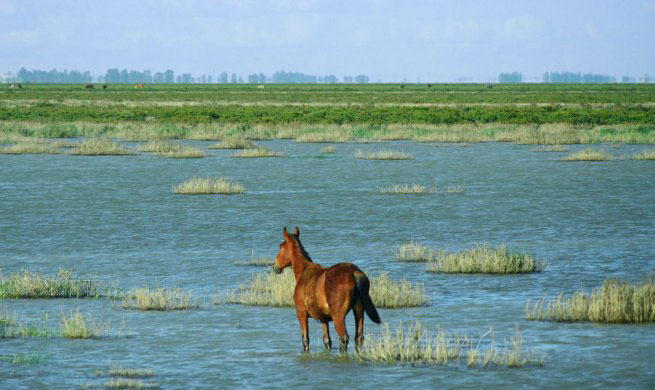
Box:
292;236;313;263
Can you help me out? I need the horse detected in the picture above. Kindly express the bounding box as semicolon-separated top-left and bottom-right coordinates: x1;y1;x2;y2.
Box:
273;227;381;353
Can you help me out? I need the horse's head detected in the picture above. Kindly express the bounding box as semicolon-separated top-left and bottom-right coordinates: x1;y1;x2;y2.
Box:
273;226;300;274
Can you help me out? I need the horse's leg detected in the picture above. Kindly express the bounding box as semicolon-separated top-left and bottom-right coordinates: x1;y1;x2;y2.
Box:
297;309;309;352
321;322;332;351
333;313;349;353
353;299;365;351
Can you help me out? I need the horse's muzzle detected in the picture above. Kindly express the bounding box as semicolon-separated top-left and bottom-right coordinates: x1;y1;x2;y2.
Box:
272;265;282;274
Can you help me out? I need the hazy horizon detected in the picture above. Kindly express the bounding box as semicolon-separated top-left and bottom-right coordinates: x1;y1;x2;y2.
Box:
1;0;654;82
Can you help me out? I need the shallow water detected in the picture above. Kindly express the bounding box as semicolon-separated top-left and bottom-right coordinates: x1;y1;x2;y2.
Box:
1;140;655;389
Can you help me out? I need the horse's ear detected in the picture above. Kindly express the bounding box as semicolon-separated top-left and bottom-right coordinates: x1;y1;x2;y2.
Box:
293;227;299;237
283;226;290;241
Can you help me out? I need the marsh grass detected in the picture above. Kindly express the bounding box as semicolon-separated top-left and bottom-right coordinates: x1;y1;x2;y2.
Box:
0;141;59;154
209;137;255;149
356;321;544;368
320;145;336;153
633;149;655;160
0;269;102;299
172;177;245;194
0;312;52;338
378;184;437;195
354;149;414;160
234;250;275;267
564;148;613;161
155;146;204;158
426;244;545;274
295;132;350;143
60;309;109;339
231;147;280;158
109;367;155;378
446;185;466;194
103;378;161;389
69;138;134;156
220;270;430;308
137;140;180;153
392;240;436;262
525;275;655;323
121;286;199;311
0;353;44;364
531;145;569;152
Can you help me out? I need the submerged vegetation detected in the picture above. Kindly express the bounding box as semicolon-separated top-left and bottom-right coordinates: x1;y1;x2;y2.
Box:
525;275;655;323
0;269;103;299
121;286;199;311
426;244;545;274
356;321;544;368
219;269;430;308
172;177;245;194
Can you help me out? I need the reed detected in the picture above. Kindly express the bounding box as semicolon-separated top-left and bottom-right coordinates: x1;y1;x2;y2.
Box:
392;240;436;262
121;286;199;311
209;137;255;149
231;147;280;158
320;145;336;153
355;321;544;368
234;250;275;267
426;244;545;274
0;353;44;364
295;132;350;143
220;270;429;308
0;142;59;154
564;148;613;161
137;140;180;153
355;149;414;160
525;275;655;323
531;145;569;152
154;146;204;158
0;312;52;338
109;367;155;378
633;149;655;160
172;177;245;194
378;184;436;195
103;378;160;389
60;309;109;339
0;269;102;298
69;138;134;156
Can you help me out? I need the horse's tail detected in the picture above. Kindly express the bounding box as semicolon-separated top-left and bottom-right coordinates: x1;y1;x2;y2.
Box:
354;271;381;324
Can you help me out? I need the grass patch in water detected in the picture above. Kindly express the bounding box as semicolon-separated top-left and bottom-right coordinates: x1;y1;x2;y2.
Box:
295;132;350;143
354;149;414;160
121;286;199;311
137;140;180;153
0;141;59;154
531;145;569;152
525;275;655;323
108;367;155;378
633;149;655;160
60;309;109;339
234;250;275;267
219;270;429;308
564;148;613;161
447;185;465;194
172;177;245;194
103;378;160;389
0;269;103;299
356;321;544;368
0;312;53;338
0;353;45;365
69;138;134;156
231;147;280;158
320;145;336;153
392;240;436;262
378;184;437;195
209;137;255;149
425;244;545;274
138;140;204;158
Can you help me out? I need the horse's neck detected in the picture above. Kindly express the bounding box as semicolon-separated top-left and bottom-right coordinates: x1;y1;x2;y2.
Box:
291;252;315;281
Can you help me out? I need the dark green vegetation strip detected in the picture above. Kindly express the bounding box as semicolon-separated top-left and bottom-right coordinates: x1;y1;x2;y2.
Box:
1;104;654;125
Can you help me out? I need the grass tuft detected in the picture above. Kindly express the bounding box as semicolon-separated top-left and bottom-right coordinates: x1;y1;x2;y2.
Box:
355;321;544;368
426;244;545;274
633;149;655;160
378;184;436;195
109;367;155;378
231;147;280;158
220;270;429;308
0;269;103;298
172;177;245;194
525;275;655;323
0;353;44;364
320;145;336;153
103;378;160;389
121;286;200;311
60;309;109;339
355;149;414;160
564;148;613;161
392;240;436;262
531;145;569;152
209;137;255;149
0;141;59;154
70;138;134;156
234;250;275;267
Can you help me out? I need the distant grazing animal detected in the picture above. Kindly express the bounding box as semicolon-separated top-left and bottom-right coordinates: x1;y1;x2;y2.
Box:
273;227;381;353
134;84;144;89
486;84;494;89
85;84;94;89
102;85;108;89
427;83;432;88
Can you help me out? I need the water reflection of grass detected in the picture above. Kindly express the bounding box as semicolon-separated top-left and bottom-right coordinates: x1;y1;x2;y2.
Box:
426;244;545;274
525;275;655;323
218;270;430;308
356;321;545;368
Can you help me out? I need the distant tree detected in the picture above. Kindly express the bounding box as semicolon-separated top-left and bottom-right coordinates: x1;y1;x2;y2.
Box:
248;73;259;83
220;72;228;83
498;72;522;83
259;73;266;83
164;70;175;83
231;73;237;83
343;75;353;83
354;75;369;83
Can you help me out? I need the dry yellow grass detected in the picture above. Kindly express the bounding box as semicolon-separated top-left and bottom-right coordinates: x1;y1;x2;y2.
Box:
392;240;437;262
564;148;613;161
426;244;545;274
69;138;134;156
172;177;245;194
121;286;200;311
231;148;280;158
209;137;255;149
0;141;59;154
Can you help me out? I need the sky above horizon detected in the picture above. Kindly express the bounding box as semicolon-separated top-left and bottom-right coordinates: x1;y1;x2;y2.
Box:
1;0;654;82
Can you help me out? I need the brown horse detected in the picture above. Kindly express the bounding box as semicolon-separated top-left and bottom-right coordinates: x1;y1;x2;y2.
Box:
273;227;381;353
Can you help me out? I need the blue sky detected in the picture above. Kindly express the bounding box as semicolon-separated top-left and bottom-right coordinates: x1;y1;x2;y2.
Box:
1;0;654;81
